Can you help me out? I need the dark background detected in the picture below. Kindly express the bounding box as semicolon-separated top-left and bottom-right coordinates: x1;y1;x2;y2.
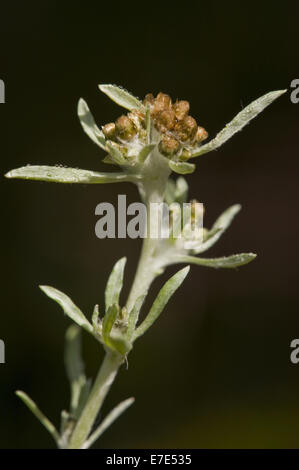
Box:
1;1;299;449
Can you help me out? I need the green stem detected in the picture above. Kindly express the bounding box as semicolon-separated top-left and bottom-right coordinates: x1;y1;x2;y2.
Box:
68;165;169;449
68;351;123;449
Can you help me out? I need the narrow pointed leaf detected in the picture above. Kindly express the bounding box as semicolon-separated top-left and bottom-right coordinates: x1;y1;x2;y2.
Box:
99;84;143;111
65;325;88;416
102;304;119;345
138;144;155;163
77;98;106;150
5;166;138;184
92;304;100;330
40;286;93;333
126;294;147;339
169;160;195;175
133;266;190;340
105;257;126;311
81;398;135;449
173;253;257;268
106;142;127;165
191;90;287;158
16;391;60;444
193;204;241;254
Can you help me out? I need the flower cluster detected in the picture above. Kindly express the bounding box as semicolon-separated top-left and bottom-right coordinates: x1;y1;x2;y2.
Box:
99;91;208;169
144;92;208;159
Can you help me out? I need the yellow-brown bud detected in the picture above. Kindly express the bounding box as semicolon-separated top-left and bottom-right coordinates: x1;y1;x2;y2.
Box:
173;100;190;120
159;135;180;157
143;93;155;106
174;115;198;141
102;123;116;140
115;115;137;141
194;126;208;143
155;109;176;132
156;92;172;109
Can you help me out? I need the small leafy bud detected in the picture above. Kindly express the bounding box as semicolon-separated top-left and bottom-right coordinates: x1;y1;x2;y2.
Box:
143;93;155;106
115;115;137;141
159;135;180;157
174;115;197;142
156;92;172;109
102;123;116;140
194;126;208;143
173;100;190;120
179;149;192;161
155;109;176;132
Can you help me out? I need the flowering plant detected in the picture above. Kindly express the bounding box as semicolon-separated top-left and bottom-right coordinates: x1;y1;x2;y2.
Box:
6;84;285;448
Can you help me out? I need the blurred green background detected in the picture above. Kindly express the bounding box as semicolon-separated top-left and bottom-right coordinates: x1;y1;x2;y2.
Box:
1;0;299;449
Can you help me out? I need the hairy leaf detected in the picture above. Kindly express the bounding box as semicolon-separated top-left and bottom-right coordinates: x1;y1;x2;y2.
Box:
105;257;126;311
169;160;195;175
133;266;190;340
5;166;137;184
172;253;257;268
16;391;60;444
191;90;286;158
99;84;143;111
77;98;106;150
81;398;134;449
40;286;93;333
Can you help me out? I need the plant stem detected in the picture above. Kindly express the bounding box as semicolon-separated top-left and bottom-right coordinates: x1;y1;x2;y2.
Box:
68;169;168;449
68;351;123;449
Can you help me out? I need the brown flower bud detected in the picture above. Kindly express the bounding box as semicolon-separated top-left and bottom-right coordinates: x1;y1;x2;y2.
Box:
159;135;180;157
115;115;137;140
143;93;155;106
102;123;116;140
194;126;208;143
156;92;172;109
173;100;190;120
155;109;176;132
174;115;198;141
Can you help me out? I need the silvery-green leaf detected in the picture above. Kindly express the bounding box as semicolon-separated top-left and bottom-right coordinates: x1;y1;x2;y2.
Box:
15;391;60;444
126;294;147;339
172;253;257;268
102;304;119;348
169;160;195;175
5;166;139;184
106;142;127;165
193;204;241;254
77;98;106;150
40;286;93;334
81;397;135;449
92;304;100;330
105;257;126;311
191;90;287;158
99;84;143;111
133;266;190;340
64;325;89;418
138;144;155;163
